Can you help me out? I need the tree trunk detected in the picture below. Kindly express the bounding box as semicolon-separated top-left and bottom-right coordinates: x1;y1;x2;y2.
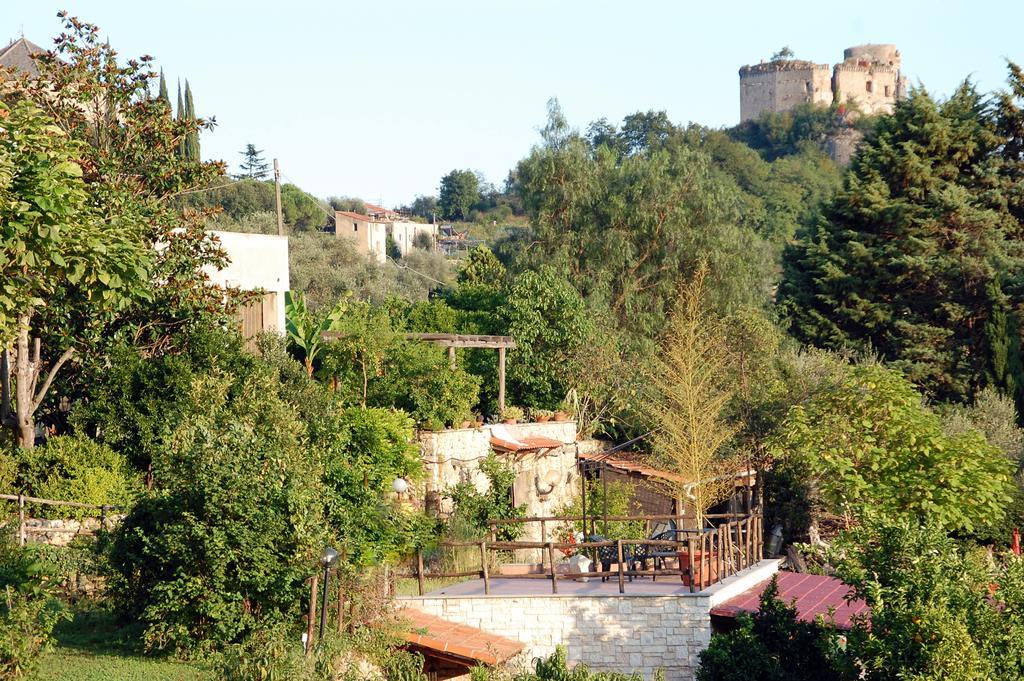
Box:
14;317;34;448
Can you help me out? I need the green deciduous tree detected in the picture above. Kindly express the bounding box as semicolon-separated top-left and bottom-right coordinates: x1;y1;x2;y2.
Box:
438;169;479;221
0;100;151;447
771;364;1015;534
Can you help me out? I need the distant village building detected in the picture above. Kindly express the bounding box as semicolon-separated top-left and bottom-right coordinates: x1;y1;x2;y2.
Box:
334;210;388;263
334;206;438;262
739;44;908;122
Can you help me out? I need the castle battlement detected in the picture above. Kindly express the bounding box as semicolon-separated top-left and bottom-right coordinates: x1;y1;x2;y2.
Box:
739;45;907;122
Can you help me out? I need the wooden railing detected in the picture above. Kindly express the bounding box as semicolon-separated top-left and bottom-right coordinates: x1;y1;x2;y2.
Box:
0;493;121;546
409;513;763;596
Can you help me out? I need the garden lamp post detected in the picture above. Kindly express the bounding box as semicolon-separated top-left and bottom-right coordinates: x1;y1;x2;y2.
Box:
319;546;339;639
392;476;409;497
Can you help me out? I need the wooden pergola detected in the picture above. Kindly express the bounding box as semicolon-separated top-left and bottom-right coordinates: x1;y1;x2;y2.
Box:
404;334;516;414
320;331;516;414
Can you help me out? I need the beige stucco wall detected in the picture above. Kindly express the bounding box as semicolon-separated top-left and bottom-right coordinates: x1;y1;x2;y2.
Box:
335;212;387;263
388;221;438;255
419;422;579;542
206;230;289;332
402;559;781;680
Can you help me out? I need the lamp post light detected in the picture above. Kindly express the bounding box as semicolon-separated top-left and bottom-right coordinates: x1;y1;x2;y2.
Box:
392;477;409;496
319;546;339;640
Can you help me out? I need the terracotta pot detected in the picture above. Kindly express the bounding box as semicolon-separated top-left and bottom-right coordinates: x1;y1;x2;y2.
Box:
677;549;719;587
536;415;550;423
553;411;569;422
503;418;517;425
474;420;484;428
460;420;472;429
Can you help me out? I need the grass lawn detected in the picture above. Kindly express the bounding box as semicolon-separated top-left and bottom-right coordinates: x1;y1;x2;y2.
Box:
31;607;213;681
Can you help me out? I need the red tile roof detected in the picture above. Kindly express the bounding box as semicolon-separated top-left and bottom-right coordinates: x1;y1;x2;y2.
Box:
579;449;685;483
488;425;564;453
335;210;375;222
399;608;523;666
710;571;869;630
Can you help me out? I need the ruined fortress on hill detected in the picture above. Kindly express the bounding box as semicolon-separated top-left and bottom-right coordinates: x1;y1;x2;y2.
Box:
739;44;907;122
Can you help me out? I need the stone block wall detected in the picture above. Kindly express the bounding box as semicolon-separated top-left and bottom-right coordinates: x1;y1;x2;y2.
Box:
403;560;781;680
419;422;579;528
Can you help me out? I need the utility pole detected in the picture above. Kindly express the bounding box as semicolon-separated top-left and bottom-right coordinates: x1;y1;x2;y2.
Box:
273;158;284;236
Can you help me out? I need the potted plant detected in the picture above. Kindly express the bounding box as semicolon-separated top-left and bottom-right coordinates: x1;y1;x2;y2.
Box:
533;408;553;423
501;406;525;425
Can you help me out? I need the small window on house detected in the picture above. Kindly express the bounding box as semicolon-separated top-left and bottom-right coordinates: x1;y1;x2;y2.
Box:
866;81;873;93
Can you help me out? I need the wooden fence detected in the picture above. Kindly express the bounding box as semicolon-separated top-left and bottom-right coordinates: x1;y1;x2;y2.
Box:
409;513;763;596
0;493;120;546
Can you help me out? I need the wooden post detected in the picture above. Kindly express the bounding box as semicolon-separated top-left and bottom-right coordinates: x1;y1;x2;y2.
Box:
717;526;725;584
687;536;696;594
100;504;107;531
497;346;506;415
273;159;284;237
480;541;490;595
305;575;318;656
17;494;25;547
697;533;705;592
540;519;547;569
616;540;625;594
448;346;456;370
546;542;558;594
416;548;425;596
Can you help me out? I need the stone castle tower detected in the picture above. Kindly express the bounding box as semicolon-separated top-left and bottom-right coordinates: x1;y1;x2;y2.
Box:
739;44;908;122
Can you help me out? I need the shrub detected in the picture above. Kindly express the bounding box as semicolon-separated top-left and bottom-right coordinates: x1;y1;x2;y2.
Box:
513;646;646;680
9;435;136;519
696;577;849;681
0;537;69;680
106;370;328;654
770;364;1015;533
446;453;524;541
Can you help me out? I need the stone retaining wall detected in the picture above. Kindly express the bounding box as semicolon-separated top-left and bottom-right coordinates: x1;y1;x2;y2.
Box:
402;560;780;680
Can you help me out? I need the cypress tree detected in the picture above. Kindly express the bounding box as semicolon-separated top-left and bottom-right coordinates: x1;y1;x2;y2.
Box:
175;80;184;158
158;68;170;109
778;84;1024;404
184;80;200;161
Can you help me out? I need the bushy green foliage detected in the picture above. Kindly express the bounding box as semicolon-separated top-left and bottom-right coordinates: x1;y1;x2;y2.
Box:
446;454;524;541
6;436;136;519
439;169;480;221
730;102;872;161
512;101;774;341
555;479;642;541
106;370;328;654
457;246;506;287
320;407;433;565
0;538;69;680
833;520;1024;680
697;577;848;681
500;267;596;410
771;364;1015;533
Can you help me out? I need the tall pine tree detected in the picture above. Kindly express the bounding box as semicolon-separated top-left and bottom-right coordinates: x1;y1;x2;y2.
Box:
175;80;184;159
778;83;1024;404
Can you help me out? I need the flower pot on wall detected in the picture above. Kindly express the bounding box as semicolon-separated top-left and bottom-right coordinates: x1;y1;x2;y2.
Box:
503;418;517;425
677;548;719;587
553;411;569;422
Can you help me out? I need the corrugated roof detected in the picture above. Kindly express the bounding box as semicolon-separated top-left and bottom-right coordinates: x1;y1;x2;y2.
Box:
710;571;869;630
578;449;685;483
0;37;46;78
489;424;563;453
399;608;523;666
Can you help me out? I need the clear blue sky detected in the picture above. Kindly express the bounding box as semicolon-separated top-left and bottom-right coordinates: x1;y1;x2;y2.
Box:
3;1;1022;205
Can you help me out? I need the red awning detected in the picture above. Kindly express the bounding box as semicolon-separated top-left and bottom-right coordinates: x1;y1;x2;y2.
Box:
710;571;869;630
